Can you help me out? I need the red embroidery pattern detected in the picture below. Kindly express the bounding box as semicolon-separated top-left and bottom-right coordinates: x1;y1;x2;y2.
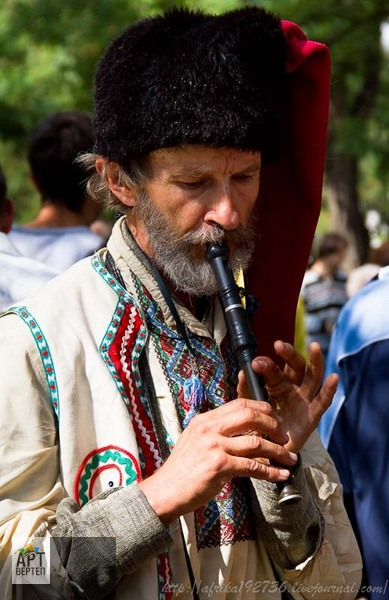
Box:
93;256;174;599
74;446;141;506
107;302;162;477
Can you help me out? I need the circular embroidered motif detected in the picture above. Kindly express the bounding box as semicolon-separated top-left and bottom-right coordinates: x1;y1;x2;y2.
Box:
74;445;141;506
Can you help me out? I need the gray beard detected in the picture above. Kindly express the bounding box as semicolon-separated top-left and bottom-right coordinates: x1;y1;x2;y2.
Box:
135;191;256;296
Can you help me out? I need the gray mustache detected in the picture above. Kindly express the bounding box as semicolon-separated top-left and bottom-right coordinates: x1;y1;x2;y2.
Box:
178;224;252;247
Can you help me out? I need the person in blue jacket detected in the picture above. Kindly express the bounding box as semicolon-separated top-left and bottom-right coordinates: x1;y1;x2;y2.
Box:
319;266;389;600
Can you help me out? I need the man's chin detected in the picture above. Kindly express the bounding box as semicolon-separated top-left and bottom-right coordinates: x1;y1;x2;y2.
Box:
158;258;219;296
192;245;210;261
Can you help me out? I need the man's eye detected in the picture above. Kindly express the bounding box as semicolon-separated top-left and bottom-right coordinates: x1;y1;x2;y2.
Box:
234;173;256;182
177;180;205;190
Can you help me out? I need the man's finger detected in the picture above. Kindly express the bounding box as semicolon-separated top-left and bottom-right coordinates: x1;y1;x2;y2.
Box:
274;340;306;385
300;342;325;399
200;402;289;445
231;455;293;482
251;356;284;389
309;372;339;423
226;434;298;466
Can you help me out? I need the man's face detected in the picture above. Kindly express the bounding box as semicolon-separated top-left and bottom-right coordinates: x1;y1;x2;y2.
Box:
129;145;261;295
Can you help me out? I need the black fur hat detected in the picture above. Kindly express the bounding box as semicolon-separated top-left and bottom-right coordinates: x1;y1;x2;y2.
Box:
94;7;287;164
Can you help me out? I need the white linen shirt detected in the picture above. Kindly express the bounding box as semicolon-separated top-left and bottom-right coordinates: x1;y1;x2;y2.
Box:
0;218;362;599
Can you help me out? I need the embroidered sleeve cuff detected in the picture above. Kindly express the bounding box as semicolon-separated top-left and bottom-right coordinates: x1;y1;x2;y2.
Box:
250;458;324;570
52;483;172;599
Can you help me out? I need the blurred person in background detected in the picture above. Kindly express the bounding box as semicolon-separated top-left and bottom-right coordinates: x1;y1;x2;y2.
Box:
346;263;381;298
369;239;389;268
346;239;389;297
0;163;58;311
301;232;348;359
9;111;105;271
319;264;389;600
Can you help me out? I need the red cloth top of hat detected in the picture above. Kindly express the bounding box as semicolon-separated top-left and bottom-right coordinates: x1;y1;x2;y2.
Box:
247;21;331;365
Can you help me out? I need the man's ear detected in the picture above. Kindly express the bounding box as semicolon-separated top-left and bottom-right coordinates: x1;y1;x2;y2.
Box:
0;199;14;234
95;158;137;208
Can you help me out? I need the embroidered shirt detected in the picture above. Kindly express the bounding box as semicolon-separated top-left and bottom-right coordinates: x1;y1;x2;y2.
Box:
0;217;362;599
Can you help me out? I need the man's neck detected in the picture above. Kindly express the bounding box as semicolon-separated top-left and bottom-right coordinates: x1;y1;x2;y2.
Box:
25;204;89;228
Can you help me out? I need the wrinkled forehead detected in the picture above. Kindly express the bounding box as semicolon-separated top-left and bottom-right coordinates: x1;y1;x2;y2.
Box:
147;145;262;179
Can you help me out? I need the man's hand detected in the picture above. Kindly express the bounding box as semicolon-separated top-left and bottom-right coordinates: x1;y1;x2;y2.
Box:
138;397;298;525
238;340;338;454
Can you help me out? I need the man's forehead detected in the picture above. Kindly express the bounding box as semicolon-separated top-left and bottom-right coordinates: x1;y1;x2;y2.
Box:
148;145;261;177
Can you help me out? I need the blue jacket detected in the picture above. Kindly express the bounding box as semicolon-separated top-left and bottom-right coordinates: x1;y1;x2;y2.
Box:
319;267;389;598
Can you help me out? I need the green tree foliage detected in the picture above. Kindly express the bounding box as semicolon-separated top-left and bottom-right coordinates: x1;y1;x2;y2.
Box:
0;0;143;217
0;0;142;136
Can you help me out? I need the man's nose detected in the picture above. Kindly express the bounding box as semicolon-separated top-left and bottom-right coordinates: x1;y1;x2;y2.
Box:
204;185;240;231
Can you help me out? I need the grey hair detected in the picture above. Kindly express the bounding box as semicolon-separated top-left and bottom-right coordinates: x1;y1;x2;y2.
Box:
77;152;151;213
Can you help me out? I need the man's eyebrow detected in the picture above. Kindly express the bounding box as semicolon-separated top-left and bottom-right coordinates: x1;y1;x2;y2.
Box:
239;164;261;173
167;163;261;179
167;166;212;179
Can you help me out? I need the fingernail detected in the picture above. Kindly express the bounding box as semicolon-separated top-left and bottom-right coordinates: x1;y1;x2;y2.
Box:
288;452;298;462
255;360;267;369
275;340;285;350
279;469;290;478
